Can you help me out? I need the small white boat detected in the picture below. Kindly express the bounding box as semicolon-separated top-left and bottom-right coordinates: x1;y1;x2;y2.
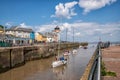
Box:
72;49;77;54
52;60;67;68
64;53;69;56
63;51;70;56
52;27;67;68
79;46;82;48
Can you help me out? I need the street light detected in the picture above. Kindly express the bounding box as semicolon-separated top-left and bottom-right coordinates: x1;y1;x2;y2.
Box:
4;26;5;41
54;26;60;42
54;26;61;58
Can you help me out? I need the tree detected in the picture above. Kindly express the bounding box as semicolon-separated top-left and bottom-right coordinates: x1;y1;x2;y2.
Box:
0;25;4;29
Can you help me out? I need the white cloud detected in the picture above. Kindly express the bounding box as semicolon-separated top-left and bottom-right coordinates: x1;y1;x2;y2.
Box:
51;1;78;19
75;32;82;36
52;20;58;24
78;0;117;14
5;22;13;28
93;23;120;35
5;22;11;26
63;22;71;29
19;23;33;29
35;24;56;32
110;33;113;36
36;21;120;37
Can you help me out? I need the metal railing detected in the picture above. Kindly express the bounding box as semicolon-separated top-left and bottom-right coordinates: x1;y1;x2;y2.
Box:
88;44;101;80
97;46;101;80
80;42;110;80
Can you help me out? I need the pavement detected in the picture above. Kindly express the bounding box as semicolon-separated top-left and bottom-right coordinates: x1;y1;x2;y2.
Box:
101;45;120;80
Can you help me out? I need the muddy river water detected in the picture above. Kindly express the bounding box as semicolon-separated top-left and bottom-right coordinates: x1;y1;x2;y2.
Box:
0;44;96;80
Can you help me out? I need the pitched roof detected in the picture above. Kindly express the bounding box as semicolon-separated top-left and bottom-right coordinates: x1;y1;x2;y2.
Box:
6;26;34;32
36;32;47;38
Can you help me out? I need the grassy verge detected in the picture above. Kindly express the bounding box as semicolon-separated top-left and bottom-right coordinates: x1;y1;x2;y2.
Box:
101;62;116;77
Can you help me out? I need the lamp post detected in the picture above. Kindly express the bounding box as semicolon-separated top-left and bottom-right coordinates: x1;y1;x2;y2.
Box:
54;26;60;58
4;26;6;47
54;26;60;42
4;26;5;41
66;28;68;43
73;27;74;43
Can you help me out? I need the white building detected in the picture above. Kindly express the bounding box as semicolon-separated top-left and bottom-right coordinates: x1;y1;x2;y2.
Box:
44;26;60;43
6;26;32;38
44;32;54;42
6;26;34;45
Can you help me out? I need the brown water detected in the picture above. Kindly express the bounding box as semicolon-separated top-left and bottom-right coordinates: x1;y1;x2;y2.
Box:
0;44;96;80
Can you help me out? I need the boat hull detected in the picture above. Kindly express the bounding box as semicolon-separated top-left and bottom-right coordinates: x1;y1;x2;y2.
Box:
52;60;67;68
64;52;70;56
72;49;77;54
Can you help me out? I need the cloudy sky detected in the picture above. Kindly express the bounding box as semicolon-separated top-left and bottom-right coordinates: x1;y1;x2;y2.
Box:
0;0;120;42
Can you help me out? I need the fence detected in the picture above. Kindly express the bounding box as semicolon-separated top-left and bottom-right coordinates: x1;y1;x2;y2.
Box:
0;41;12;47
80;42;110;80
88;44;101;80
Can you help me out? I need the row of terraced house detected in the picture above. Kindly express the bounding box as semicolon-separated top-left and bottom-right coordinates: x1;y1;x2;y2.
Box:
0;25;60;47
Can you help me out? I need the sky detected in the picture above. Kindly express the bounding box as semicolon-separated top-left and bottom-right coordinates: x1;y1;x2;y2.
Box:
0;0;120;42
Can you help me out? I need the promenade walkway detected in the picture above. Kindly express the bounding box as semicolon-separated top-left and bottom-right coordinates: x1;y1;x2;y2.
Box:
102;45;120;80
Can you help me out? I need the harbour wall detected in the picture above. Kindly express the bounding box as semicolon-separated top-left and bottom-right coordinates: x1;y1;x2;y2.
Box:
0;43;79;73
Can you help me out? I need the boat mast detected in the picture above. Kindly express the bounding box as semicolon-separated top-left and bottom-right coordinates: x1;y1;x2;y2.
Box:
58;30;60;58
73;27;74;43
66;28;68;43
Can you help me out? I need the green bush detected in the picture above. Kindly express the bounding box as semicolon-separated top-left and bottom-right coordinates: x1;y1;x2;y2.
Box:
101;62;106;76
101;62;116;77
107;71;116;76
